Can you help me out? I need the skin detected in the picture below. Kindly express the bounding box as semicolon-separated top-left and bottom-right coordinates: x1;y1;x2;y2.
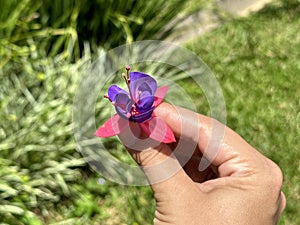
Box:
119;103;286;225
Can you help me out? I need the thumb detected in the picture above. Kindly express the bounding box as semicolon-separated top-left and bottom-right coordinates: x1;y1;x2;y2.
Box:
118;122;195;194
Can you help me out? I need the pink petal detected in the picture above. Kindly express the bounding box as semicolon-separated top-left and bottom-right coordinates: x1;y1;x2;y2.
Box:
154;86;168;107
95;114;128;137
140;116;176;143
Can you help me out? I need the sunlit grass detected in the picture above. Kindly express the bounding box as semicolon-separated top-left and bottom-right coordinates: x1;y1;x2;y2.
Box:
186;2;300;224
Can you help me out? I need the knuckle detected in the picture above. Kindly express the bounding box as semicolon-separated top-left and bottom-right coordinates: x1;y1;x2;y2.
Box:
268;159;284;187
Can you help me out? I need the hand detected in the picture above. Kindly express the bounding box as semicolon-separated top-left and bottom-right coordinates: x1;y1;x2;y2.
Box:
119;103;286;225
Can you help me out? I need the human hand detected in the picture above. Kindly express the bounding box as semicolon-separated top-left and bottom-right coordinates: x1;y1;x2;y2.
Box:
119;103;286;225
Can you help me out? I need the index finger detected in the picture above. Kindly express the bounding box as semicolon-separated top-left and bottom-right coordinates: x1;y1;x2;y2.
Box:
154;102;255;168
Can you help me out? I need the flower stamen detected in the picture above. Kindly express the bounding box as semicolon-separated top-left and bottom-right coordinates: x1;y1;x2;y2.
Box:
122;67;135;104
125;66;130;83
104;94;112;102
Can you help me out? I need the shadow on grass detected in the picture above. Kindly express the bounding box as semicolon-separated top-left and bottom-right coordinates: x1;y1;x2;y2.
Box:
257;1;300;19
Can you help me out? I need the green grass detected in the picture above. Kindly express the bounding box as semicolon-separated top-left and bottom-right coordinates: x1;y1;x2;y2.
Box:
185;2;300;224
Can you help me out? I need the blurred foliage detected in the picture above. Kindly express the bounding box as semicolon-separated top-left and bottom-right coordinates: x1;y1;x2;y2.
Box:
0;49;88;224
0;0;200;224
0;0;204;62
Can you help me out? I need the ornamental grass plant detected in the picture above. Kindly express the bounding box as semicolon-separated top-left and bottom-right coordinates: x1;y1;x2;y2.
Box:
0;0;204;224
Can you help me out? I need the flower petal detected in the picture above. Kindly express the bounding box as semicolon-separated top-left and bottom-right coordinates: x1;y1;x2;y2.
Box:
129;72;149;82
137;82;153;94
95;114;128;137
136;95;154;111
130;74;157;102
108;85;127;102
139;116;176;143
154;86;168;107
130;106;154;123
115;93;132;113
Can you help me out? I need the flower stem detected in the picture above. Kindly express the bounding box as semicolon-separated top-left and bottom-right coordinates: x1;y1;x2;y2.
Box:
122;69;135;105
104;94;112;102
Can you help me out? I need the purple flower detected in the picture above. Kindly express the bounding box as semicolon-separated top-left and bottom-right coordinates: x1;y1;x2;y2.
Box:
95;66;176;144
107;70;157;123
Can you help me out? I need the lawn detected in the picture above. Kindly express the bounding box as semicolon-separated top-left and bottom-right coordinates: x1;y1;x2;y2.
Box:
185;2;300;224
0;0;299;224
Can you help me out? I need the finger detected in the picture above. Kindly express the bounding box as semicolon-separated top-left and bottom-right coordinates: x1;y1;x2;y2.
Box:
173;139;218;183
118;123;195;194
154;102;264;170
279;191;286;215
